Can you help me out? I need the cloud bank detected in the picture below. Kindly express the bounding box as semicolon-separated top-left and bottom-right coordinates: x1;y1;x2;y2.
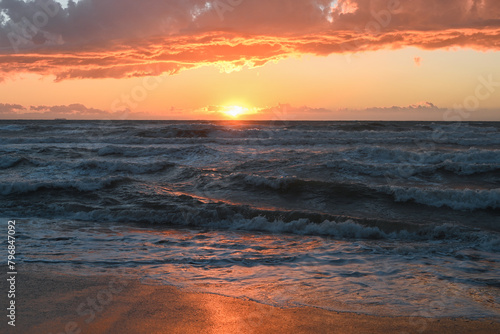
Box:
4;101;498;121
0;0;499;80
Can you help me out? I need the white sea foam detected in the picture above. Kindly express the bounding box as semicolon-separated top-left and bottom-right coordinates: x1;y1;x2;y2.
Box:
325;147;500;175
227;216;387;239
381;185;500;210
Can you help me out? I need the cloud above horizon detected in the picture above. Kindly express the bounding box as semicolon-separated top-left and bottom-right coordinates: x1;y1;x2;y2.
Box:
0;0;499;80
0;101;460;120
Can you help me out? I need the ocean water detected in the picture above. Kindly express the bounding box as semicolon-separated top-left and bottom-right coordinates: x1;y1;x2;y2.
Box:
1;120;499;318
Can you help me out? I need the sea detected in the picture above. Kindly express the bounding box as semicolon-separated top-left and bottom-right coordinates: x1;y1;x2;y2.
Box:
1;120;499;319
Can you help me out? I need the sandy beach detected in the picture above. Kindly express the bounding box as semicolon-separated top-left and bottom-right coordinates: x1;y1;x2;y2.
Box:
1;264;498;334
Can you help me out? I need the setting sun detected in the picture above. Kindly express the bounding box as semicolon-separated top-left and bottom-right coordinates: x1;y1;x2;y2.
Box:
223;106;247;118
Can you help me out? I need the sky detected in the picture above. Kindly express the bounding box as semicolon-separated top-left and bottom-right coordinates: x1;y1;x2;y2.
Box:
0;0;499;120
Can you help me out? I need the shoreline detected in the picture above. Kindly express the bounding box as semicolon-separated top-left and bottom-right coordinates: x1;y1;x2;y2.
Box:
1;265;499;333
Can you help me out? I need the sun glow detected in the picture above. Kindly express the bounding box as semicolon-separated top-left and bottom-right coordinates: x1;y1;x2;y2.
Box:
223;105;247;118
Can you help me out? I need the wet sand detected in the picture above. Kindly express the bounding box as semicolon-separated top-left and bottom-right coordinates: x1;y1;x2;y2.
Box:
2;265;499;334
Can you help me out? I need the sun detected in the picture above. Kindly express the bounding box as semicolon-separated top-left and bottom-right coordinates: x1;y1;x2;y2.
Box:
224;105;247;118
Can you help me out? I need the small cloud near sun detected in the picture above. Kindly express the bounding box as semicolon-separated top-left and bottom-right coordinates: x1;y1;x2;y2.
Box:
414;56;422;66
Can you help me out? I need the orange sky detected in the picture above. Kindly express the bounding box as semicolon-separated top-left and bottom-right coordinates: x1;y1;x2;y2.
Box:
0;0;499;120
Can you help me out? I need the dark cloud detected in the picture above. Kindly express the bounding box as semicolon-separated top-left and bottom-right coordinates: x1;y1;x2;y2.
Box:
0;0;498;80
0;102;126;119
0;102;23;113
363;102;442;112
